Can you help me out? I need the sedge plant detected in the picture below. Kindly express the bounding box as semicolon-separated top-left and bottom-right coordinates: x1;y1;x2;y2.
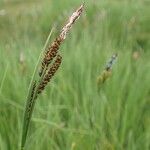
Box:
21;4;84;150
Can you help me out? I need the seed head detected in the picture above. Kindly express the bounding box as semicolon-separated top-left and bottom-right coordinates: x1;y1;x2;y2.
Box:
38;55;62;94
105;53;118;71
39;4;84;76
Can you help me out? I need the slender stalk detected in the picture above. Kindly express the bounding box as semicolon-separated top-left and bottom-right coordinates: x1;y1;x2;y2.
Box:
21;28;53;150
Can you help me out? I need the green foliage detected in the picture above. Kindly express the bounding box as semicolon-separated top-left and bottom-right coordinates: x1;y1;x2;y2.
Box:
0;0;150;150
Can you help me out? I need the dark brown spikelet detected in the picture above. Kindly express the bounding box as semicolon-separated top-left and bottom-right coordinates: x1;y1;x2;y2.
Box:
39;37;63;76
38;54;62;94
27;81;36;119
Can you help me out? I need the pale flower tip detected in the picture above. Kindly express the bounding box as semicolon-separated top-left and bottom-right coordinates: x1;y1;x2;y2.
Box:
76;3;84;15
80;3;84;11
81;2;85;7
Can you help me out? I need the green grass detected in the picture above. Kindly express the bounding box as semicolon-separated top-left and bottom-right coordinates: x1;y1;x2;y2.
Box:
0;0;150;149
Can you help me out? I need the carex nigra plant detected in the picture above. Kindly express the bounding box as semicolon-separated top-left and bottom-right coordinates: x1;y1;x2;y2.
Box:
21;4;84;150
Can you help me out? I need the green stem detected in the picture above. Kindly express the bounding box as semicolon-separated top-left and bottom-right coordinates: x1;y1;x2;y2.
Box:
21;28;54;150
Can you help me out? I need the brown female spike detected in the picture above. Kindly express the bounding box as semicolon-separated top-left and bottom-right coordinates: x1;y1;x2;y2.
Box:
39;37;62;76
26;81;36;119
39;4;84;76
38;54;62;94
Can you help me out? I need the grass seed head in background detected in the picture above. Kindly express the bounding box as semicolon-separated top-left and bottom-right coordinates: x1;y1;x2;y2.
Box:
97;53;118;87
21;4;84;150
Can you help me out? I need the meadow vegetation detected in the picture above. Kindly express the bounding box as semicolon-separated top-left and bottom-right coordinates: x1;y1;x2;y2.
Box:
0;0;150;149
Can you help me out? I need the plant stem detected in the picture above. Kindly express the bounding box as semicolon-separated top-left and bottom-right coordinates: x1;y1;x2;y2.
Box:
21;28;54;150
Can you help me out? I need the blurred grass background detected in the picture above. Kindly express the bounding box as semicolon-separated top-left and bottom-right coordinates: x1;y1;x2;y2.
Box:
0;0;150;150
